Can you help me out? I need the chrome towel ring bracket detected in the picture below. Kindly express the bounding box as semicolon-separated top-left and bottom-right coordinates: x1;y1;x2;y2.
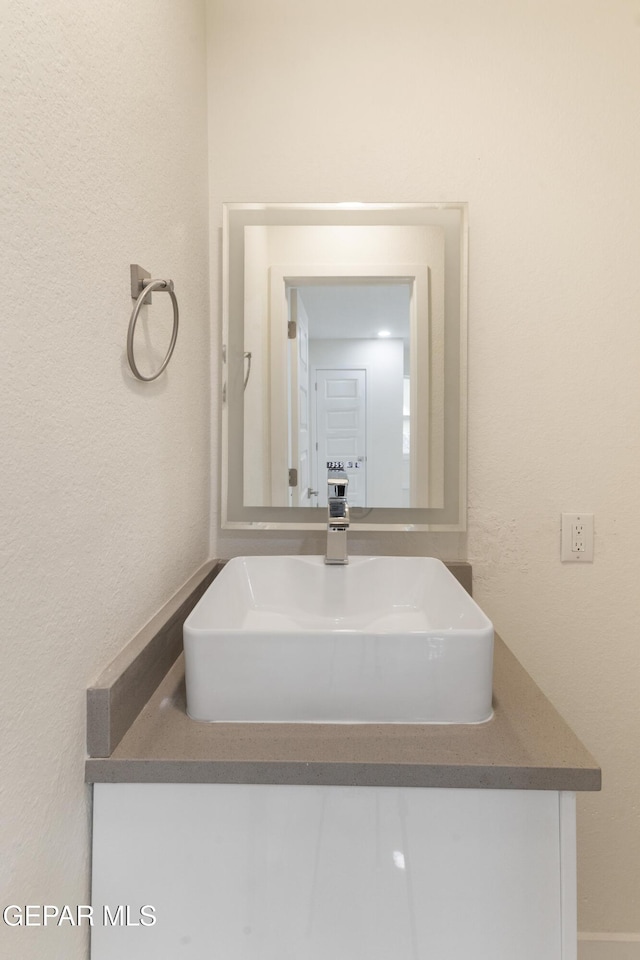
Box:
127;264;179;382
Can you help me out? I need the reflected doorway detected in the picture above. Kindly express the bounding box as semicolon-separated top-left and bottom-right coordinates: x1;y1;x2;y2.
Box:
287;280;410;509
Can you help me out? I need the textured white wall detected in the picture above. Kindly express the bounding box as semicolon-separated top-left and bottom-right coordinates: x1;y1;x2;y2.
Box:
0;2;209;958
207;0;640;945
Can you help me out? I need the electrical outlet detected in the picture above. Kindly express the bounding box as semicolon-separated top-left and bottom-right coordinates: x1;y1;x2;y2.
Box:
572;522;585;553
561;513;594;562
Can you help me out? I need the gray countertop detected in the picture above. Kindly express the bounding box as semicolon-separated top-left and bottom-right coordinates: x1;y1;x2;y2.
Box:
86;632;600;791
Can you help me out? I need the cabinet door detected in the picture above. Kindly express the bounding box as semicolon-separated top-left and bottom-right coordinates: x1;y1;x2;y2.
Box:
91;784;574;960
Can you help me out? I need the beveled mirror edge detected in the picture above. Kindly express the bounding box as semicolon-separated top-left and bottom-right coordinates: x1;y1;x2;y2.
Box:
220;202;468;533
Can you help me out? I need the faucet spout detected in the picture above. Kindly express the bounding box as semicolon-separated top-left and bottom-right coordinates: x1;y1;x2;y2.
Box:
326;469;349;565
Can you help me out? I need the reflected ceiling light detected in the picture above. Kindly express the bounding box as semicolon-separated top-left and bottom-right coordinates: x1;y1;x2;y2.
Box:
378;329;391;338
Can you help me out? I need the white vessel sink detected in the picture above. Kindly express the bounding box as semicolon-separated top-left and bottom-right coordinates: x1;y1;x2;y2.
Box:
183;556;494;724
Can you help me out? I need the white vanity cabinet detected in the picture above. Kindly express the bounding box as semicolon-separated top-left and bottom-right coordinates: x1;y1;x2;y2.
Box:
91;782;577;960
86;572;598;960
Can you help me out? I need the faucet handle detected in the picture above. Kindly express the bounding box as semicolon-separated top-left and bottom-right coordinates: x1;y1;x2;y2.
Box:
327;469;349;498
327;467;348;483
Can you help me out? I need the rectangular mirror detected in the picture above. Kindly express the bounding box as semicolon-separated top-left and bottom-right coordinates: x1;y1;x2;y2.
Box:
222;203;467;531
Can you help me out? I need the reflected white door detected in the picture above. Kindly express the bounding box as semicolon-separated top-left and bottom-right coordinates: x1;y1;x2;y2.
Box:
315;369;366;507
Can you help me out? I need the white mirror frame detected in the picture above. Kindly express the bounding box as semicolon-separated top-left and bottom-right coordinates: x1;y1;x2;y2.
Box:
221;202;468;532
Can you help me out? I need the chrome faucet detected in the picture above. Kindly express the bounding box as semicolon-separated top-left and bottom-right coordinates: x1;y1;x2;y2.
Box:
326;469;349;565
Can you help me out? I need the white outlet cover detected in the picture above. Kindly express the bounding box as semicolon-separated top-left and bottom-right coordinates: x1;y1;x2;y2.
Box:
561;513;594;562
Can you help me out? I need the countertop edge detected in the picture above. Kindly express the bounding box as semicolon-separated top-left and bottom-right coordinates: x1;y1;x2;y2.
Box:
85;757;601;791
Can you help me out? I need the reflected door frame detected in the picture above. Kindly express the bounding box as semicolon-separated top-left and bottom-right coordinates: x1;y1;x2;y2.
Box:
287;288;312;506
269;264;436;509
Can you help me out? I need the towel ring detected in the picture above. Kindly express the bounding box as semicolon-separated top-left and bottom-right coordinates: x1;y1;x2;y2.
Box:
127;277;179;382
